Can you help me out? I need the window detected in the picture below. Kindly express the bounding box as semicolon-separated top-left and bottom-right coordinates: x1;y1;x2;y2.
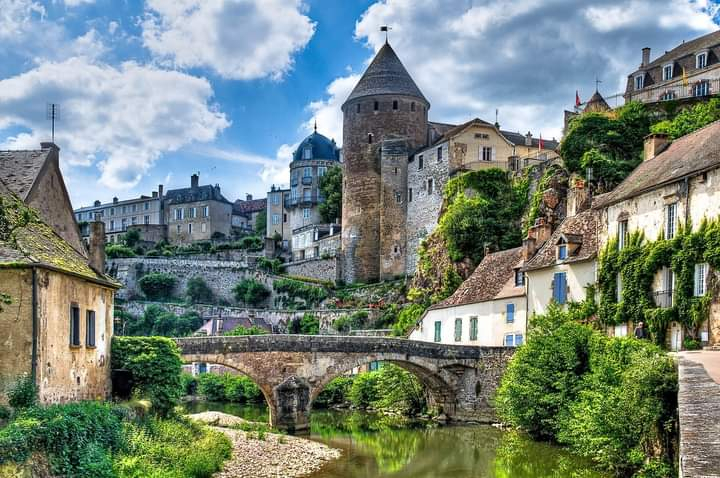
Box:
122;206;127;214
303;188;311;201
176;224;181;234
121;218;127;230
318;166;327;177
131;216;137;225
635;74;644;90
693;80;710;97
515;269;524;287
660;90;675;101
437;146;443;162
303;208;311;218
303;167;312;178
110;220;115;231
695;263;709;296
481;146;494;162
272;214;280;225
144;215;150;225
454;318;462;341
411;102;415;112
434;321;442;342
618;220;628;250
283;213;287;223
202;206;209;217
303;147;312;160
469;317;478;340
174;208;184;221
558;243;567;260
76;213;82;221
201;223;207;233
110;208;115;216
504;334;513;346
368;133;373;144
665;203;677;239
189;207;197;218
374;101;379;111
187;223;193;234
395;192;402;204
515;334;524;346
408;188;413;202
662;63;673;81
392;100;398;110
418;154;424;170
696;52;708;69
506;303;515;323
144;202;149;211
70;304;81;347
427;178;434;194
553;272;567;304
86;310;96;347
616;273;623;301
131;204;137;212
356;103;361;113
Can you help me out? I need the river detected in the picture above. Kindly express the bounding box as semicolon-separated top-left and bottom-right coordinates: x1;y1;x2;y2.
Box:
183;401;610;478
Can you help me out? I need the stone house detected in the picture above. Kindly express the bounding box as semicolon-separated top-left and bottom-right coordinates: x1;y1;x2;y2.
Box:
0;147;120;404
625;30;720;107
266;185;290;250
74;185;164;245
593;122;720;348
409;247;527;347
164;174;232;244
232;194;267;234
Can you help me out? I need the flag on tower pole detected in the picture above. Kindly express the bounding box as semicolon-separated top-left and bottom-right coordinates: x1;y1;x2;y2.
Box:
539;134;544;151
575;90;581;107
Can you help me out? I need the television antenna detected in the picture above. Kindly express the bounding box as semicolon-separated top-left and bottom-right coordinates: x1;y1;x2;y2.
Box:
46;103;60;143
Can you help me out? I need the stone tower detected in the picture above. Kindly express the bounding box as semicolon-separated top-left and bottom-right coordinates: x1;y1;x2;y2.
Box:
341;42;429;283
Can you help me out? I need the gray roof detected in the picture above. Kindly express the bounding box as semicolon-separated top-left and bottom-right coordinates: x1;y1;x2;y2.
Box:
0;149;50;200
344;42;428;105
500;130;559;151
636;30;720;73
164;184;231;205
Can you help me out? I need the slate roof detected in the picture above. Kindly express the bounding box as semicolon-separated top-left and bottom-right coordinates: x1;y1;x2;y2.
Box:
635;30;720;73
430;117;496;145
429;247;524;310
428;121;456;137
164;184;231;205
344;42;428;105
593;120;720;208
0;149;50;200
523;209;599;272
233;198;267;216
0;179;118;287
583;91;611;113
500;130;559;151
292;131;340;163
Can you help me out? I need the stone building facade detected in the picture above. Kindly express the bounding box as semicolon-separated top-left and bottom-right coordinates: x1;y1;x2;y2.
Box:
266;185;290;249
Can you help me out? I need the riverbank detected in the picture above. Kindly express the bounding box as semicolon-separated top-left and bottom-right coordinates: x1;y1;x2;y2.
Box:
188;412;341;478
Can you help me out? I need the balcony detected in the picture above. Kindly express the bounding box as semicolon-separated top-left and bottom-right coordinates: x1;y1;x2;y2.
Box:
301;176;313;185
625;73;719;106
291;178;298;187
653;290;673;308
286;192;322;207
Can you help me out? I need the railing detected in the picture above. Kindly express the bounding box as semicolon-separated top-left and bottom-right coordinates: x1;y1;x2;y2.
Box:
286;193;323;207
301;176;313;185
624;74;720;105
653;290;673;308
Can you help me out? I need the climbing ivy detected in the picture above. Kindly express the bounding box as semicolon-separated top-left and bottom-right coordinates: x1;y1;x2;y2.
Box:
597;219;720;345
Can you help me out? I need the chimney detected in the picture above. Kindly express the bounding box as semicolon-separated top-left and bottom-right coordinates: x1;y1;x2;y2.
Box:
93;200;101;207
40;142;59;151
641;47;651;67
524;131;532;146
152;191;158;198
567;177;590;216
246;193;253;201
191;174;199;188
644;133;669;161
158;184;163;198
89;213;106;273
522;237;537;261
113;197;119;204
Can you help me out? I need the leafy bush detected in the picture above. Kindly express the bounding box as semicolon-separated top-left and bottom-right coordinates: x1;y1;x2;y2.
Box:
391;304;426;336
196;373;226;401
318;166;342;224
196;373;264;403
138;272;177;301
348;371;380;409
333;311;368;333
254;210;267;237
232;278;270;306
112;336;183;416
314;376;354;408
651;97;720;139
273;278;327;308
288;312;319;335
122;228;141;247
373;364;426;415
257;256;283;274
105;243;136;259
8;374;37;409
239;235;263;251
186;276;214;304
181;372;198;396
118;305;203;337
223;325;268;336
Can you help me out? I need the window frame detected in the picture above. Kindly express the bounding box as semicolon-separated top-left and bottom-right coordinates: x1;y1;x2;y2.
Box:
70;303;81;347
694;263;709;296
662;63;673;81
427;178;434;195
618;220;628;250
514;269;524;287
665;203;677;239
469;317;478;341
634;74;644;90
418;154;424;170
86;310;96;348
454;318;462;342
696;52;708;69
481;146;493;162
437;146;443;162
557;244;568;260
553;271;568;304
434;321;442;342
506;303;515;324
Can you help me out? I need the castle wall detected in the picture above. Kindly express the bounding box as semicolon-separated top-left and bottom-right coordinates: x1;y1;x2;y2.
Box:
379;139;409;280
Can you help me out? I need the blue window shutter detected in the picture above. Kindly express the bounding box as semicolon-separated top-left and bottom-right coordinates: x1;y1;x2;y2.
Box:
506;303;515;323
504;334;513;346
554;272;567;304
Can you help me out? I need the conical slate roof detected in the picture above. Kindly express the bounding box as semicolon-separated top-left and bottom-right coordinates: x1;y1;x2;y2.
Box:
344;43;428;105
584;91;610;113
293;131;340;162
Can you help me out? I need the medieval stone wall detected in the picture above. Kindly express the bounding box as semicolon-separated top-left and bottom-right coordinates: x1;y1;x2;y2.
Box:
0;269;33;404
379;139;409;280
284;257;339;284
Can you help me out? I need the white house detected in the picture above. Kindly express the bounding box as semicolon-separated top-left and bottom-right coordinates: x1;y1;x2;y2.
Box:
409;247;528;347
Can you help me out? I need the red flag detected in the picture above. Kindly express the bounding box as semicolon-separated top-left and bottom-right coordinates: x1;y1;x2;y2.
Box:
575;90;581;107
539;134;544;150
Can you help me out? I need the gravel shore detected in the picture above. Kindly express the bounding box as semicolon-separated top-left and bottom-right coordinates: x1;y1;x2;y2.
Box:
188;412;341;478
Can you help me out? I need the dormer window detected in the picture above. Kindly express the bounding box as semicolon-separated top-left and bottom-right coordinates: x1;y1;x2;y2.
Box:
514;269;524;287
558;243;568;260
696;52;708;69
635;74;644;90
662;63;673;81
303;147;312;160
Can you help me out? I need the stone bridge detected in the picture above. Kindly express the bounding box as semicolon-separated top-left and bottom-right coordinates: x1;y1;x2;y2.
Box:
174;335;514;433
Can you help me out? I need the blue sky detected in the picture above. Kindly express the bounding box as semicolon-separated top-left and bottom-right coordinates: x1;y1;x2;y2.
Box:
0;0;718;208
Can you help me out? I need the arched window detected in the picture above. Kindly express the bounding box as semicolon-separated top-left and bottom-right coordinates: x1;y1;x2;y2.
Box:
374;101;379;111
411;102;415;112
368;133;373;144
392;100;398;110
356;103;361;113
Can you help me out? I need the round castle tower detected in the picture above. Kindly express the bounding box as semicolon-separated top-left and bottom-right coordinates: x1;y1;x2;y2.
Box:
341;42;429;283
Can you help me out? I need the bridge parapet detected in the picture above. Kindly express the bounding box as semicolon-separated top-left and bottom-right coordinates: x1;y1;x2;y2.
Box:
174;335;514;433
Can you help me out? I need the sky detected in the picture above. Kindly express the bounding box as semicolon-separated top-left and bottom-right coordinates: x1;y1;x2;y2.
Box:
0;0;718;208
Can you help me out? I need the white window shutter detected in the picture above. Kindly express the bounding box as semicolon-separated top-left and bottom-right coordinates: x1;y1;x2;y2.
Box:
491;147;496;162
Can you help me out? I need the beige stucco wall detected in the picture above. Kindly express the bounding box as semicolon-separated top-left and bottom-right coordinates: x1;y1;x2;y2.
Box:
410;295;527;347
35;269;114;403
526;260;596;318
448;124;514;172
0;269;33;404
167;200;232;244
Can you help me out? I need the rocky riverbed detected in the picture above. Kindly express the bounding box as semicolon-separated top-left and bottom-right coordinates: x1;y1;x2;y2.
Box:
188;412;341;478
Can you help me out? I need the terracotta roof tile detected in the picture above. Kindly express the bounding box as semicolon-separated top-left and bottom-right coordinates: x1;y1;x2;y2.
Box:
523;209;599;271
233;198;267;215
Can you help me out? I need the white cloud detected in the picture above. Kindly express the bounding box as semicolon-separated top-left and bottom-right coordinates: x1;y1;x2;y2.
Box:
0;0;45;39
142;0;316;80
62;0;95;6
305;0;718;141
304;74;360;146
0;57;229;189
197;143;295;187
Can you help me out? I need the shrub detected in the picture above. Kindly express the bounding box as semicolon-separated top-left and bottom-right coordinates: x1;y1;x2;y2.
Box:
290;312;319;335
112;336;183;416
314;376;354;408
392;304;426;336
196;373;264;403
348;371;380;408
223;325;268;336
232;278;270;306
120;305;203;337
8;374;37;409
373;364;426;415
273;278;327;308
257;256;283;274
122;228;141;247
186;276;214;304
138;272;177;301
0;405;10;421
105;243;136;258
239;235;263;251
197;373;226;402
181;372;198;396
333;311;368;333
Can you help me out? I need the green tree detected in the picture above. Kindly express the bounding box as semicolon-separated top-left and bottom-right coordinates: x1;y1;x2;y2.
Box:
298;313;319;334
232;279;270;306
254;209;267;237
373;364;426;415
318;166;342;224
120;305;202;337
122;228;141;247
651;97;720;139
138;272;177;301
391;304;426;336
348;371;380;408
105;243;136;258
186;276;213;304
223;325;268;336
